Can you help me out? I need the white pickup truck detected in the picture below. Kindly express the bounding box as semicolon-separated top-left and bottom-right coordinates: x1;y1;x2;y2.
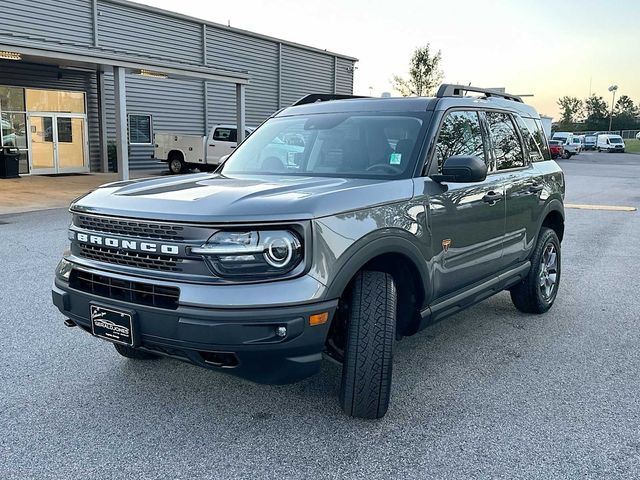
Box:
154;125;254;174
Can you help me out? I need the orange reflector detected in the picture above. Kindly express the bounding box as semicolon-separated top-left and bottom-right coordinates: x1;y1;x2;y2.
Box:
309;312;329;326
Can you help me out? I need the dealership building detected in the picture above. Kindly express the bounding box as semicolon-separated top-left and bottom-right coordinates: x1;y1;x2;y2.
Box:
0;0;356;178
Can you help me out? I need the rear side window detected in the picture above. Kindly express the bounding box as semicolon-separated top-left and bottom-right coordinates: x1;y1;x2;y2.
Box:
213;127;237;142
517;116;551;162
485;112;525;170
434;111;486;173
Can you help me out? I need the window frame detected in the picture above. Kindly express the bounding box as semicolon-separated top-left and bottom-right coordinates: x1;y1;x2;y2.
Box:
127;113;153;145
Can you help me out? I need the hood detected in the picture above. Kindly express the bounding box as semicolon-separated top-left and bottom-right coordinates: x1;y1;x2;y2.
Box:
71;173;415;223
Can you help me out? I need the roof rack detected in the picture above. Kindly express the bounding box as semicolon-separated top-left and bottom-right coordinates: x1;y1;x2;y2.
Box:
436;84;523;103
291;93;370;106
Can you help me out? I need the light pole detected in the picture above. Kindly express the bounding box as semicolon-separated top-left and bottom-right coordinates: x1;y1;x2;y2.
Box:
608;85;618;132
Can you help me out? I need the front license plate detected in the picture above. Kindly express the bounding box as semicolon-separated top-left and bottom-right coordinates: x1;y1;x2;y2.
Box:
91;305;134;346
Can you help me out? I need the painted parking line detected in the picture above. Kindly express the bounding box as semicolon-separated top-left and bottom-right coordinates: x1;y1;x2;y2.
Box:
565;204;637;212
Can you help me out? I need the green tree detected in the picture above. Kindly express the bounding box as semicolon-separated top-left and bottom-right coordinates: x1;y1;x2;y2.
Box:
393;44;444;97
583;95;608;130
614;95;637;116
557;96;583;128
612;95;639;130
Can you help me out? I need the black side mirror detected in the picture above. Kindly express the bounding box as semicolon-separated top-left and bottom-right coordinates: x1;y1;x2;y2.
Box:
431;155;487;183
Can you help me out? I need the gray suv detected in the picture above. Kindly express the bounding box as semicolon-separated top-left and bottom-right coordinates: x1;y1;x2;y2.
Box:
53;85;565;419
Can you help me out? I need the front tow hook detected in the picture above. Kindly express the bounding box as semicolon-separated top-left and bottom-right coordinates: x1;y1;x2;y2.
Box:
64;319;77;328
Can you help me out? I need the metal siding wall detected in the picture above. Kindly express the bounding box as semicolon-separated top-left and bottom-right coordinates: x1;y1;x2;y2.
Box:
96;1;202;65
205;27;278;127
0;60;101;172
102;72;205;170
0;0;93;46
280;45;334;106
336;58;354;95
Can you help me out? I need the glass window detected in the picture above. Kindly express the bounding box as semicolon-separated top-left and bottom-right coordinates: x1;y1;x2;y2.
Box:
213;127;236;142
128;114;152;144
434;111;486;173
486;112;525;170
57;117;73;143
515;116;549;162
25;89;85;113
1;112;27;148
0;86;25;111
221;113;426;179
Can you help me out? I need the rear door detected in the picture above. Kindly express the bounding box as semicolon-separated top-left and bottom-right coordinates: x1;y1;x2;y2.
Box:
424;109;507;300
207;127;237;164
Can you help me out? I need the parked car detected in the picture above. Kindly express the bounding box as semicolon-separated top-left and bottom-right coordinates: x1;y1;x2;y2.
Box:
552;132;580;158
635;131;640;140
53;85;565;419
549;139;564;159
153;124;255;174
597;134;625;152
583;135;597;150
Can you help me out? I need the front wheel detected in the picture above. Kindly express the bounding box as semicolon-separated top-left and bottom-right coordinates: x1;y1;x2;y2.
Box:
339;270;396;419
510;227;561;314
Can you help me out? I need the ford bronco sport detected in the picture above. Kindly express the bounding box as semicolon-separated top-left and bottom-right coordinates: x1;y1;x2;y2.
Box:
53;85;565;419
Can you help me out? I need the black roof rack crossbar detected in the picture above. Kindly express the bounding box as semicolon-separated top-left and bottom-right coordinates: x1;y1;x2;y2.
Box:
291;93;370;106
436;84;523;103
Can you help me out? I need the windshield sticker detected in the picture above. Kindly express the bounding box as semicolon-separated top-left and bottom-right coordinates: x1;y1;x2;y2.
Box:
389;153;402;165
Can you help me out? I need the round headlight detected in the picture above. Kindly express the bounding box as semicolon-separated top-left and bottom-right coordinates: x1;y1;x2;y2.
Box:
265;236;294;268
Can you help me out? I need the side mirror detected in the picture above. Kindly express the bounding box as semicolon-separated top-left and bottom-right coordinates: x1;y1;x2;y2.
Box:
431;155;487;183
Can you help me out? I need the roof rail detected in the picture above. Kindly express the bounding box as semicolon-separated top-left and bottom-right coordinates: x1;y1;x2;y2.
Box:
436;84;523;103
291;93;370;106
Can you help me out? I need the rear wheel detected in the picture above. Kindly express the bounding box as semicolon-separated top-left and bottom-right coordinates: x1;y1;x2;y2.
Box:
168;154;186;174
339;270;396;419
113;343;159;360
510;227;561;314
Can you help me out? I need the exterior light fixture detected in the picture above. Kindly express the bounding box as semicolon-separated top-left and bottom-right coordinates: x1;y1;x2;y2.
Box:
0;51;22;61
137;69;168;79
608;85;618;131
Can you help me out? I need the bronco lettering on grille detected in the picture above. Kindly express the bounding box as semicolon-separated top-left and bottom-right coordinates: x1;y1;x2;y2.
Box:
73;231;179;255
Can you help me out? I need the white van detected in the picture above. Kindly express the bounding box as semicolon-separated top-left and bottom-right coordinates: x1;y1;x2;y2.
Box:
551;132;581;158
597;134;625;153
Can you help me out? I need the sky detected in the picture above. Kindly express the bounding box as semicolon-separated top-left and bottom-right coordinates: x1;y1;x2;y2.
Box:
131;0;640;119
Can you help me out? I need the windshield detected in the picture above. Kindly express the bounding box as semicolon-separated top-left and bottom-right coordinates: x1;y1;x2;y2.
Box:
609;137;623;144
220;112;429;179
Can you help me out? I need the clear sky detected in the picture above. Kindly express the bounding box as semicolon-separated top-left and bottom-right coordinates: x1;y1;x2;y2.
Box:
131;0;640;119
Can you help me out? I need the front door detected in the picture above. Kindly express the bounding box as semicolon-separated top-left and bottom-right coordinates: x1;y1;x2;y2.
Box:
424;110;506;300
29;114;88;174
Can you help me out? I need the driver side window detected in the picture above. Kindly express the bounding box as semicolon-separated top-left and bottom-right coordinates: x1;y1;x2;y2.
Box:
435;111;486;173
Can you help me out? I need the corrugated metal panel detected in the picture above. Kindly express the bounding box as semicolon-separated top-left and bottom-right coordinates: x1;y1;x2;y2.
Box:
0;60;100;172
0;0;93;46
96;1;203;65
206;27;278;126
102;73;205;170
336;58;354;95
280;45;334;106
205;81;236;128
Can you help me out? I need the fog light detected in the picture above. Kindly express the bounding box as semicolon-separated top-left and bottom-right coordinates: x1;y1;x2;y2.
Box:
275;326;287;337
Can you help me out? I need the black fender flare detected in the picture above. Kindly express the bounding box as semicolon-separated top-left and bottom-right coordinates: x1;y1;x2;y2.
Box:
538;197;565;239
323;231;432;306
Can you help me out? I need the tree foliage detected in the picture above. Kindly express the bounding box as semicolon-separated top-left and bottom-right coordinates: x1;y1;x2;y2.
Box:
555;93;640;132
393;45;444;97
557;96;583;127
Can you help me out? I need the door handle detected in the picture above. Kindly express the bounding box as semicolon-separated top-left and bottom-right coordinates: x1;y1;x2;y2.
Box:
209;144;216;147
229;146;236;149
482;191;503;204
528;184;543;193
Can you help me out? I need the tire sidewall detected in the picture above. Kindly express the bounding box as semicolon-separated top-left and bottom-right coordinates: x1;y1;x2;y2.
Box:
532;229;562;310
169;158;184;174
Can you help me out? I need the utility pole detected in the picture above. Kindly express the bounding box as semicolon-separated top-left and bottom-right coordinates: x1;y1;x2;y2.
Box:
608;85;618;132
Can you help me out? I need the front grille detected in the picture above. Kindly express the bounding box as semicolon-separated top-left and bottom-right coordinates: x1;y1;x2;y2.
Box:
79;244;182;272
69;269;180;310
75;214;185;241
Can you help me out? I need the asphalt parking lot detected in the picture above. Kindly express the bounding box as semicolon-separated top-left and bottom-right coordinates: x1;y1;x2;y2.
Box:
1;151;639;479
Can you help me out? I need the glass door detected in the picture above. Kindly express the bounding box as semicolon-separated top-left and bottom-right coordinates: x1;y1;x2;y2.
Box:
28;113;88;174
28;115;56;174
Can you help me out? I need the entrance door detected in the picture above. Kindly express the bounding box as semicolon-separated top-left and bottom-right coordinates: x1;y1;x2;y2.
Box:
29;114;88;174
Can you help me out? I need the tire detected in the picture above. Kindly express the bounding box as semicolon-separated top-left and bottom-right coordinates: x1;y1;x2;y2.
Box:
597;148;601;152
339;270;396;419
113;343;158;360
562;151;570;159
168;154;186;174
510;227;561;314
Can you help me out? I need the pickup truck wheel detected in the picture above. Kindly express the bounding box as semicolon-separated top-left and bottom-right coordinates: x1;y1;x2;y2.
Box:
339;270;396;419
113;343;159;360
168;156;186;174
510;227;561;314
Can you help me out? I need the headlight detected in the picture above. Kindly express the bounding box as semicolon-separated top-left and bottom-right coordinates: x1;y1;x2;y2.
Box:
192;230;303;279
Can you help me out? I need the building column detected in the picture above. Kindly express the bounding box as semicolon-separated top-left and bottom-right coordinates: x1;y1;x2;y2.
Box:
113;66;129;180
236;83;246;143
97;69;109;172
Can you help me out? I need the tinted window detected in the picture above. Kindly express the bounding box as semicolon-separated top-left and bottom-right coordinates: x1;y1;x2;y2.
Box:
434;111;485;173
128;114;152;144
521;117;551;161
486;112;525;170
213;127;237;142
57;117;73;143
221;113;426;179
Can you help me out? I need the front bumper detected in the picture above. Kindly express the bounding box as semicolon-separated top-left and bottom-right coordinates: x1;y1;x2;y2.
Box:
52;266;338;385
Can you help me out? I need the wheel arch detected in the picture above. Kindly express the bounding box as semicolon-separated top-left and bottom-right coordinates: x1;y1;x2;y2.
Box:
167;149;185;161
539;199;565;242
